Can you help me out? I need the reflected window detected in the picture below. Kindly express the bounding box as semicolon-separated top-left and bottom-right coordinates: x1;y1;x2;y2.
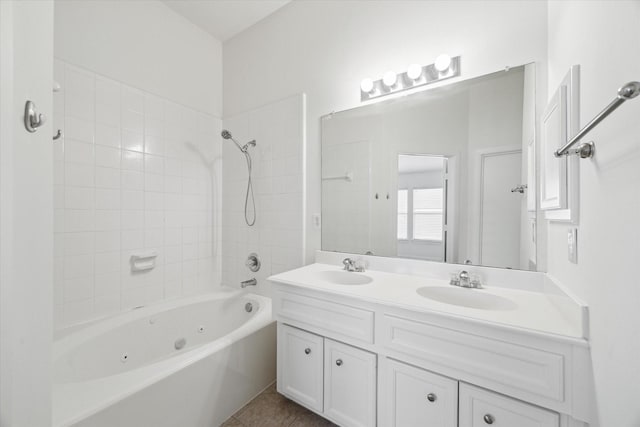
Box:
413;188;443;241
397;189;408;239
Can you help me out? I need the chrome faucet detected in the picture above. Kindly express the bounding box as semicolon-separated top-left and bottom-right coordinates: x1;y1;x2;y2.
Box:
241;278;257;288
450;270;482;288
342;257;366;273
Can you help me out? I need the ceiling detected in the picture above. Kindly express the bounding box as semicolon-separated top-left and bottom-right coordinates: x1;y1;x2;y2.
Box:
162;0;291;41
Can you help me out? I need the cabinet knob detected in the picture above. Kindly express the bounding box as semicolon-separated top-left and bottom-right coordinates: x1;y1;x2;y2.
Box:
335;359;343;366
483;414;495;425
426;393;437;402
304;348;311;355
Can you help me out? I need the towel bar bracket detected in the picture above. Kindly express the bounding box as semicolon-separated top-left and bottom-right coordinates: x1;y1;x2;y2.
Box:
557;141;595;159
554;81;639;159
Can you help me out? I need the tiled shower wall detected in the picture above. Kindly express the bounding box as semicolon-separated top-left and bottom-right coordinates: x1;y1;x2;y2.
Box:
222;95;305;295
53;61;222;329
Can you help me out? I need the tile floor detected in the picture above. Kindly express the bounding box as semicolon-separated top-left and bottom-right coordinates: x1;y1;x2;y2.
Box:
221;383;337;427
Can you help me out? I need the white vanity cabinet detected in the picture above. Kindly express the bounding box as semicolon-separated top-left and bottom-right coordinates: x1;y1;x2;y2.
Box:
278;324;324;412
272;280;590;427
384;359;458;427
459;383;560;427
277;323;377;427
324;339;377;427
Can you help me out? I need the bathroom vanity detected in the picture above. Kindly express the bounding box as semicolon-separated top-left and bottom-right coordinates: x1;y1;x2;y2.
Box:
269;253;591;427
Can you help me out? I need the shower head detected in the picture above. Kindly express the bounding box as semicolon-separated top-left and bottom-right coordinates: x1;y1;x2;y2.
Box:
221;129;256;153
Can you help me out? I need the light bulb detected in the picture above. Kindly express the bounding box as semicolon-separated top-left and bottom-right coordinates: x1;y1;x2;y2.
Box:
407;64;423;80
434;54;452;72
382;71;397;87
360;78;374;93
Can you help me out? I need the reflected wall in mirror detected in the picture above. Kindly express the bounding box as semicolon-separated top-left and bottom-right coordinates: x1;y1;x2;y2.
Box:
321;64;540;271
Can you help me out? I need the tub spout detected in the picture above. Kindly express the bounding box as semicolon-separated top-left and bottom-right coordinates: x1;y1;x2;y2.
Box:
241;278;257;288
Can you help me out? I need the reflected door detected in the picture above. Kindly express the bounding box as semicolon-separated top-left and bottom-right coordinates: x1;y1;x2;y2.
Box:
480;150;522;268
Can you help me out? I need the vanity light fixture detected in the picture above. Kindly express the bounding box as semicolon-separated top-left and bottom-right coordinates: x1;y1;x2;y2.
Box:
382;71;398;87
360;78;375;94
434;54;452;73
360;54;461;101
407;63;423;81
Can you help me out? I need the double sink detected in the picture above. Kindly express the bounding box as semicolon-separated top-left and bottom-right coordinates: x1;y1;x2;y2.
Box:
314;269;516;311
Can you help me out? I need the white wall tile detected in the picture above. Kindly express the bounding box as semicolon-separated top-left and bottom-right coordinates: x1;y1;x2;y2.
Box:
95;166;120;189
122;170;144;191
95;272;121;297
96;102;121;128
144;154;164;174
122;86;144;114
144;134;164;155
95;188;121;210
95;251;121;274
65;116;94;144
94;295;120;318
221;95;304;293
64;232;95;256
122;130;144;153
122;230;144;250
145;211;165;229
65;187;94;210
122;109;144;134
121;210;144;230
65;140;94;164
144;192;164;210
122;150;143;171
96;124;121;148
95;231;121;253
144;173;164;192
65;209;95;233
122;190;144;210
95;145;121;169
95;210;121;231
96;76;121;107
54;60;221;329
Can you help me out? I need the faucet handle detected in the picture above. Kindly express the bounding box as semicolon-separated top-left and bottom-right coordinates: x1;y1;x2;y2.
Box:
449;273;461;286
354;258;368;272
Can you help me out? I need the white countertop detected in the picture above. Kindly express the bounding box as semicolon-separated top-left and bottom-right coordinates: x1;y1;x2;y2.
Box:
269;263;587;342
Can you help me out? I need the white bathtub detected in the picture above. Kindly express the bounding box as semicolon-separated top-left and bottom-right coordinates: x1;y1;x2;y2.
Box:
53;290;276;427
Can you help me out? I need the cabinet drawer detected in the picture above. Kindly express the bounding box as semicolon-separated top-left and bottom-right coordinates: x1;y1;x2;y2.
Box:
277;291;374;344
459;383;559;427
277;324;324;412
324;339;377;427
380;314;564;402
385;359;458;427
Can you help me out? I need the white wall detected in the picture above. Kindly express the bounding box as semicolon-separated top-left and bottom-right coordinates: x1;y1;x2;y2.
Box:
221;94;305;296
223;0;548;264
546;2;640;426
0;1;53;425
54;0;222;117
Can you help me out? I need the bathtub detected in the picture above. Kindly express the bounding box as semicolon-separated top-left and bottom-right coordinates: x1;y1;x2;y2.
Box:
53;290;276;427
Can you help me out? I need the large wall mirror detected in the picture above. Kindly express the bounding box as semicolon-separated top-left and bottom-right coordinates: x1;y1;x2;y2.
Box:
321;64;540;271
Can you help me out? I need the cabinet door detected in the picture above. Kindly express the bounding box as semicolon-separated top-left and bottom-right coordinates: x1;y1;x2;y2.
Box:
324;339;377;427
385;359;458;427
459;383;559;427
278;324;324;412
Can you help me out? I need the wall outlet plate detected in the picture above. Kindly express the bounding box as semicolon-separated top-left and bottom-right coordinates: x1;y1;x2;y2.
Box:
567;228;578;264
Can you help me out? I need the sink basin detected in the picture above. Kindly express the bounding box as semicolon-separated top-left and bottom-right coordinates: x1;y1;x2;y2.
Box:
416;286;517;311
316;270;373;285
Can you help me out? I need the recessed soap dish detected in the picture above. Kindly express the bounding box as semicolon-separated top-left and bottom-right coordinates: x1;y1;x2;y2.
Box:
130;251;158;272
